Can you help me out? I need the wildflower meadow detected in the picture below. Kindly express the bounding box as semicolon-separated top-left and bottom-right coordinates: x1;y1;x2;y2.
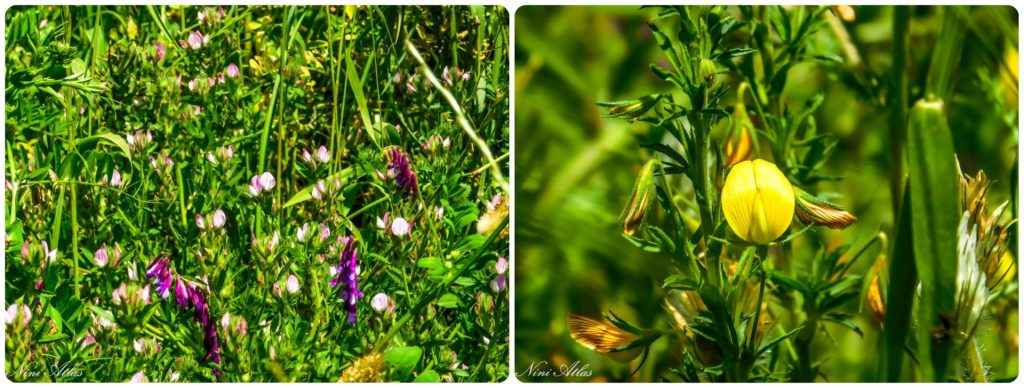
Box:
515;5;1017;382
4;5;509;382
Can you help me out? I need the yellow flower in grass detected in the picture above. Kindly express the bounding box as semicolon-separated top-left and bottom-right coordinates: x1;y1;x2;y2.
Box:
721;159;795;245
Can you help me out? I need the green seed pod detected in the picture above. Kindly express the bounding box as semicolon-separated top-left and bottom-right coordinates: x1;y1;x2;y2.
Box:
622;159;658;236
596;94;662;120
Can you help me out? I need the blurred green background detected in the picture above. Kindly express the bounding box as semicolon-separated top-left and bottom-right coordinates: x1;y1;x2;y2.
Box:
514;5;1018;382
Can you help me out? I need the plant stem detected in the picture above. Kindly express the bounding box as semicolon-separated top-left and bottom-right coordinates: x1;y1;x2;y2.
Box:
965;338;988;382
888;6;911;216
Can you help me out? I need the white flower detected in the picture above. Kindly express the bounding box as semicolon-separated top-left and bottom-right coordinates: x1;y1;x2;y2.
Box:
370;293;389;313
259;172;276;191
296;223;309;242
212;209;226;228
196;214;206;229
129;370;147;383
391;217;410;237
286;275;300;294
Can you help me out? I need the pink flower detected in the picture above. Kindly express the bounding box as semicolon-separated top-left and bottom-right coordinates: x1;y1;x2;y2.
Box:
490;274;507;293
316;146;330;163
110;169;123;187
5;303;32;326
296;223;309;242
212;209;226;229
495;257;508;274
129;370;147;383
196;214;207;229
247;175;263;197
301;148;312;163
94;246;109;267
319;224;331;244
226;63;240;78
390;217;410;237
188;31;204;49
154;41;166;61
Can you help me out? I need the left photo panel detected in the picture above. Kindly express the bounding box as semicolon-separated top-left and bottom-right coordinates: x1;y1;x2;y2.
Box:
4;5;509;382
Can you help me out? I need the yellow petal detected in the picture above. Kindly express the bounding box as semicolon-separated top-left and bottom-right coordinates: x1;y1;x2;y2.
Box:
722;159;795;244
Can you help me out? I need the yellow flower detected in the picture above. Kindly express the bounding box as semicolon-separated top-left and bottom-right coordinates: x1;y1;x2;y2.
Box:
567;314;642;363
721;159;795;245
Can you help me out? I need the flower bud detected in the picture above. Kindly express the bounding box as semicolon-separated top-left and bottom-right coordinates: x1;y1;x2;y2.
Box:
721;159;795;244
794;188;857;230
622;159;657;236
698;59;719;88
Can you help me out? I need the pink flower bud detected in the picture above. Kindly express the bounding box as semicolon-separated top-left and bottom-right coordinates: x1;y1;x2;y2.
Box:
94;246;109;267
259;172;276;191
390;217;410;237
286;275;300;294
196;214;207;229
316;146;330;163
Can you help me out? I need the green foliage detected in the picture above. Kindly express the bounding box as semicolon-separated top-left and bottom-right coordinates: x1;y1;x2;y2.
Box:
515;5;1017;383
5;5;509;382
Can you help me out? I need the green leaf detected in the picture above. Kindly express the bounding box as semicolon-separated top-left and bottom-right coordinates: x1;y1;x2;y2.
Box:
413;370;441;382
907;97;960;381
436;293;461;309
75;133;132;160
283;168;354;208
384;346;422;382
416;257;446;281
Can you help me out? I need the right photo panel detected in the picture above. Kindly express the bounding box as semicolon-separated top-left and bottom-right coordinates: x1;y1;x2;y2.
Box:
514;5;1018;382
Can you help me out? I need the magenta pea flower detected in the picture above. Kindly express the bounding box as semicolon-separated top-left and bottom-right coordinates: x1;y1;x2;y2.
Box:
385;147;419;199
330;237;363;325
391;217;410;237
94;246;109;268
145;254;173;299
174;276;191;308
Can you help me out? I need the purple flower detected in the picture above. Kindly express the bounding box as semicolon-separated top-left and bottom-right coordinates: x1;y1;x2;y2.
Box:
226;63;240;78
330;237;363;325
145;254;173;299
174;276;192;308
188;31;204;49
385;147;419;199
490;274;507;293
154;41;166;61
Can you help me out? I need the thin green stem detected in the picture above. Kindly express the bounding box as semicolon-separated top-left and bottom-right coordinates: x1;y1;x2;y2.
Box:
888;6;911;217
